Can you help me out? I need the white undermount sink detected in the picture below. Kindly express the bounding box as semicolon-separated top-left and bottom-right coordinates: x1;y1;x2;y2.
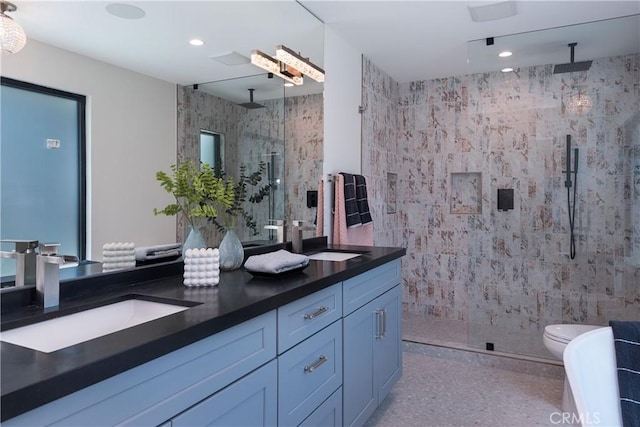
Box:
0;299;190;353
306;252;362;262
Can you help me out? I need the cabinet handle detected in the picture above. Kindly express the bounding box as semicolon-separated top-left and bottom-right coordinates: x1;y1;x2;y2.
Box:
381;308;387;338
304;306;328;320
375;310;383;339
304;355;328;373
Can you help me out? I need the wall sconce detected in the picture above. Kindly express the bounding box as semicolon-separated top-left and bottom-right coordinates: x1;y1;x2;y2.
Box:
275;45;324;83
251;49;304;86
0;1;27;54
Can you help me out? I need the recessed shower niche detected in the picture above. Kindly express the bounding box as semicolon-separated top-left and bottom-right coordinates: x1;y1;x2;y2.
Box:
450;172;482;214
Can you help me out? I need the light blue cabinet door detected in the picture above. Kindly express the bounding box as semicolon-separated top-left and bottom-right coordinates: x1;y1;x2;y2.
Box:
374;285;402;403
342;299;376;427
171;359;277;427
343;284;402;427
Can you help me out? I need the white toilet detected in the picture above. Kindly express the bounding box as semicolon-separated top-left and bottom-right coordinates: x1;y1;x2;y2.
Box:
543;324;603;415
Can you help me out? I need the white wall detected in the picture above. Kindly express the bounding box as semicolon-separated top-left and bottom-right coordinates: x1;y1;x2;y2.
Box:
1;40;177;259
322;27;363;239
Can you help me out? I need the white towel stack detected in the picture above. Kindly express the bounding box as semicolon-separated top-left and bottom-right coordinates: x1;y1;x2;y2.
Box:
183;248;220;287
102;242;136;271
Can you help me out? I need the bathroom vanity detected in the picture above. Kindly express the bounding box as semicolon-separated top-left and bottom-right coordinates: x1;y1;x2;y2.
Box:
0;244;405;426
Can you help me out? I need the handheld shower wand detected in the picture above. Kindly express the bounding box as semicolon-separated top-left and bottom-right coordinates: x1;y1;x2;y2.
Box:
565;135;579;259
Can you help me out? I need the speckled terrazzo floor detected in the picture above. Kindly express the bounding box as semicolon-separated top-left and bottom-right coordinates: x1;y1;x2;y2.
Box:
364;313;565;427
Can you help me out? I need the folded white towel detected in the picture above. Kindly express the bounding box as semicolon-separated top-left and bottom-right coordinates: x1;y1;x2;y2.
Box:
244;249;309;274
135;243;182;261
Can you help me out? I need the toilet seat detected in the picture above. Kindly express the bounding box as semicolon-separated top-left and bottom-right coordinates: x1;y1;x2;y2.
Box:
544;324;602;344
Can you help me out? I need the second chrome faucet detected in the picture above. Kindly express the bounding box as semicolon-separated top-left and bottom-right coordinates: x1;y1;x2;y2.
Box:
292;220;316;253
264;219;285;243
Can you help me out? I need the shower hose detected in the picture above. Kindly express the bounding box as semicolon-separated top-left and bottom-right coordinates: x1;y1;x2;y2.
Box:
568;159;578;260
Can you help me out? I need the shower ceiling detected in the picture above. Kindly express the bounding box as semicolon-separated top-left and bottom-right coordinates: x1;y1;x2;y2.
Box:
467;14;639;74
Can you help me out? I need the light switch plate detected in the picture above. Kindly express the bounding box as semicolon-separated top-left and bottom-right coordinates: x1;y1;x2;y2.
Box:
46;139;61;149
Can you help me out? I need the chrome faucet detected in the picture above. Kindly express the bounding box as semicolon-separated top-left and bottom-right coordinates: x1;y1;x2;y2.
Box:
36;243;79;308
292;220;316;254
264;219;285;243
0;239;39;286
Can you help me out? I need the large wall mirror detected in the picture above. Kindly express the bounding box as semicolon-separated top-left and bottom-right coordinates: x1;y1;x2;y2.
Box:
0;1;324;287
177;69;324;246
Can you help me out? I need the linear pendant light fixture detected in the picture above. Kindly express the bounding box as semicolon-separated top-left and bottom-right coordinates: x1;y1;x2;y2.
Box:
275;45;324;83
0;1;27;54
250;44;324;85
251;49;304;85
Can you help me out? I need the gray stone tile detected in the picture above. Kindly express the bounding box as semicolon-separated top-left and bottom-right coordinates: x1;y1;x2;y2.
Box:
366;349;564;427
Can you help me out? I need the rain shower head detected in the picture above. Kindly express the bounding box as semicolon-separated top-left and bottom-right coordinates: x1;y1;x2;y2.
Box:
553;43;592;74
238;88;265;109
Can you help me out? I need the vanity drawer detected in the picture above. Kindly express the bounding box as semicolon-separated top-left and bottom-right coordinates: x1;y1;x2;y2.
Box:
278;320;342;427
171;359;277;427
298;386;342;427
343;259;401;316
277;282;342;353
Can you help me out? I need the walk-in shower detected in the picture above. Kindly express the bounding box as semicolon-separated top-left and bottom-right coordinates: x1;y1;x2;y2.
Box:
565;135;579;259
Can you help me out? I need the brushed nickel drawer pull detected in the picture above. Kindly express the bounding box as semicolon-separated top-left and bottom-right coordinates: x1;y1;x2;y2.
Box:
304;306;328;320
304;355;328;373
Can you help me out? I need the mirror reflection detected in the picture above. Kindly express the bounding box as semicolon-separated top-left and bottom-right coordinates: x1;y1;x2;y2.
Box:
1;1;324;287
177;71;324;247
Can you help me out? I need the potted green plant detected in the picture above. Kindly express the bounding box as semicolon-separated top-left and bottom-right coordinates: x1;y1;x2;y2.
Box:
207;161;271;270
154;160;235;254
210;162;271;235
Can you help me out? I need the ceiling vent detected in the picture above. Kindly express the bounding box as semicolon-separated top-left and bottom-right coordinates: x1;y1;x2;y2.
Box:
210;51;250;66
468;1;517;22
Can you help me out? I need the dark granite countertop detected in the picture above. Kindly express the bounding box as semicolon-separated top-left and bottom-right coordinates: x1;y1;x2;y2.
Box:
0;242;405;421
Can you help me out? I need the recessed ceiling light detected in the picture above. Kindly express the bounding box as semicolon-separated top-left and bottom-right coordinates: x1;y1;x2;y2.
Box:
105;3;145;20
501;67;514;73
189;39;204;46
284;82;294;87
498;51;512;58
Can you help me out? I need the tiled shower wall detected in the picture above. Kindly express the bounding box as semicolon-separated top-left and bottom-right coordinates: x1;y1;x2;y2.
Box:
284;94;324;227
362;54;640;357
361;58;403;247
176;86;323;246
